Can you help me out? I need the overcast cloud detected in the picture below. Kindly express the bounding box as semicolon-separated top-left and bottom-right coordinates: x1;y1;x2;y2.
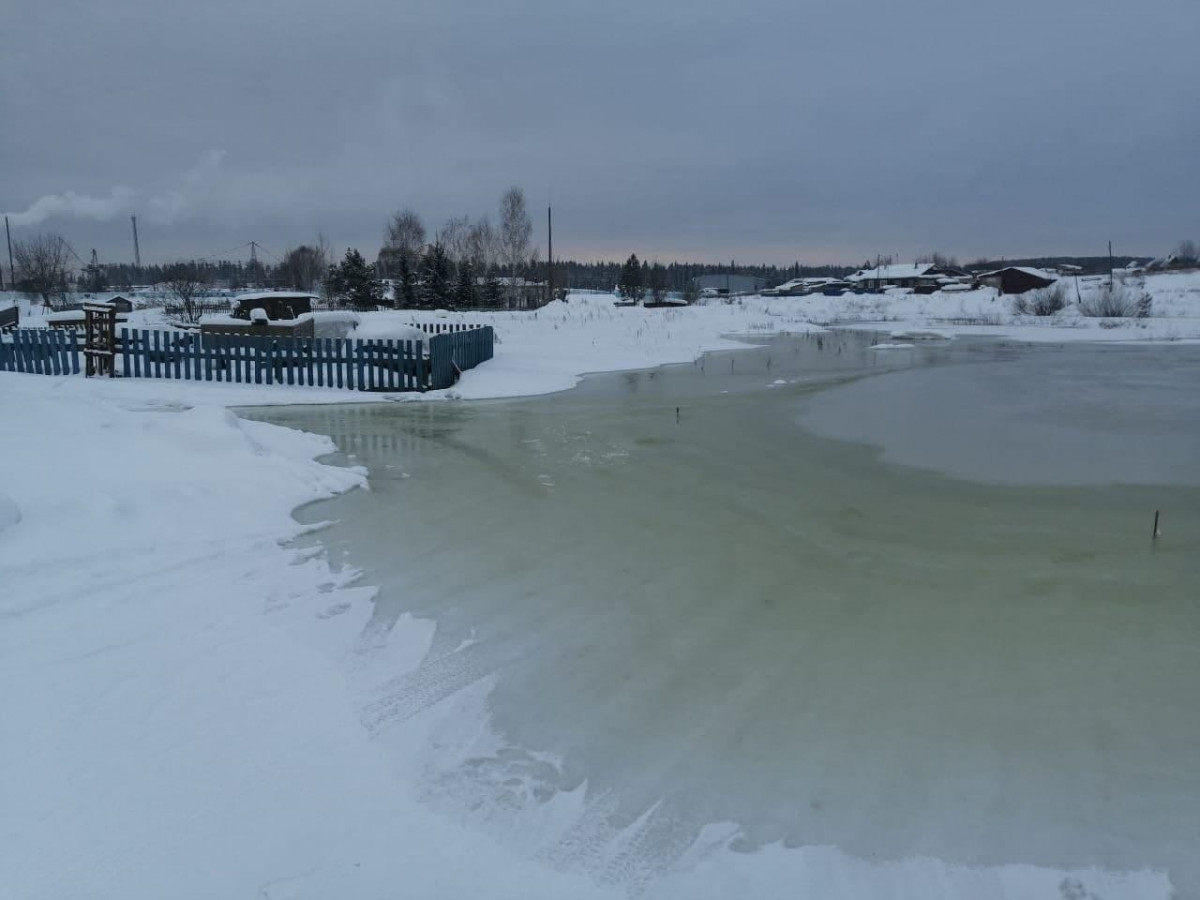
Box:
3;0;1198;265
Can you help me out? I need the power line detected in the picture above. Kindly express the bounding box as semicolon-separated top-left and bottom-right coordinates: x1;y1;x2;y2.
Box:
251;242;281;262
189;241;255;264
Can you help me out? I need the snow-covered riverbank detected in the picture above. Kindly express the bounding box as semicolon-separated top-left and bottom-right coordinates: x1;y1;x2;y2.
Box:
0;374;623;900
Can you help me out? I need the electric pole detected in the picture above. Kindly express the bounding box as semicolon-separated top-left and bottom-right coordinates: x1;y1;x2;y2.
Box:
249;241;259;286
547;206;553;302
131;215;141;269
5;216;14;291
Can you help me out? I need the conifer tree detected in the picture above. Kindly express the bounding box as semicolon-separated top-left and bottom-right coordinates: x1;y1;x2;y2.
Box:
325;248;384;310
397;254;417;307
618;253;645;301
418;243;453;308
483;270;504;308
454;260;477;309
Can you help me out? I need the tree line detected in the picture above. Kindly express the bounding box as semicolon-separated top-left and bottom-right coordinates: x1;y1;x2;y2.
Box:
8;209;1199;310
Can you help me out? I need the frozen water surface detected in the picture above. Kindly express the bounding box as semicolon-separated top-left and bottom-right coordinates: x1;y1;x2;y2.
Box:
249;334;1200;898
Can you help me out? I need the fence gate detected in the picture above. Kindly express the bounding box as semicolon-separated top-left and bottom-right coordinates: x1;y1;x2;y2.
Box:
83;303;116;377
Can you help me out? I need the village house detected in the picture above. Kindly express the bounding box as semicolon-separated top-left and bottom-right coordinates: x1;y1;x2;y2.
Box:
973;267;1058;294
846;263;966;292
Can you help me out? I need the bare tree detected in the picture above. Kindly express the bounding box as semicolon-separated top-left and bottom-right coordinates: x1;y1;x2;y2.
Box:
1176;240;1198;263
380;208;426;276
280;242;330;292
499;186;532;296
439;215;473;267
163;261;210;323
13;232;74;308
466;217;498;273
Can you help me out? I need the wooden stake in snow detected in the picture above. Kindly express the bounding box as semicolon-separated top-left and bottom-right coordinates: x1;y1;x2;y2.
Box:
1152;510;1160;540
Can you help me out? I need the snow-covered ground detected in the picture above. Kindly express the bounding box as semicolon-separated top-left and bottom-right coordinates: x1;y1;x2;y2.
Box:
4;271;1199;406
2;272;1198;898
0;375;620;900
4;267;1195;405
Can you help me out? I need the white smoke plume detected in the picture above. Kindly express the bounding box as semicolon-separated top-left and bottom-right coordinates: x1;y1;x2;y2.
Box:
2;150;226;229
4;186;136;228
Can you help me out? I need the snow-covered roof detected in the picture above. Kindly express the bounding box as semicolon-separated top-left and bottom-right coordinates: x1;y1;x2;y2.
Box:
976;266;1057;281
234;291;317;302
847;263;937;282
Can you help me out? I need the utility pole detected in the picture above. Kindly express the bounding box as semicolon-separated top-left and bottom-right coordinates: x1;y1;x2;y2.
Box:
1108;240;1114;289
5;216;14;291
249;241;259;286
131;215;141;269
547;205;553;302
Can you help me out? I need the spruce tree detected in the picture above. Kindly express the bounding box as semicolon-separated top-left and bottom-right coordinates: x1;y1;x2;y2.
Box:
618;253;645;301
326;248;384;310
454;260;477;309
398;254;417;308
483;270;504;308
418;243;452;308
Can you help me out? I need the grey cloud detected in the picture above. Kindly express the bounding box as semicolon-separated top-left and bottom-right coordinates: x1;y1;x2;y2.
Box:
2;0;1197;265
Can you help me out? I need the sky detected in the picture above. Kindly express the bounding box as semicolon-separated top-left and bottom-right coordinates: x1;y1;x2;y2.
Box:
2;0;1198;268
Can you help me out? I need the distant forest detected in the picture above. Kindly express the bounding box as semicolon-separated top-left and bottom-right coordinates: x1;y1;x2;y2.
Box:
92;258;856;293
93;254;1146;294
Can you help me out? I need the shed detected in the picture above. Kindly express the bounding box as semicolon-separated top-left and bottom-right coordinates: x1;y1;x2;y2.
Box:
106;295;134;313
199;313;315;338
231;291;315;321
974;267;1057;295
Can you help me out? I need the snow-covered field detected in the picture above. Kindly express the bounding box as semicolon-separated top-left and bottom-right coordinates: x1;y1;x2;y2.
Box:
2;272;1198;898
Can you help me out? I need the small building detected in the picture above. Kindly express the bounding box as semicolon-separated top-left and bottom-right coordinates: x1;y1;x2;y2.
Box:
200;313;315;338
692;274;768;295
231;291;315;321
973;267;1058;294
106;295;134;313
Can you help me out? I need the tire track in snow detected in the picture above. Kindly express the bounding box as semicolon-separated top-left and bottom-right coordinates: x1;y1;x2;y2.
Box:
358;641;492;736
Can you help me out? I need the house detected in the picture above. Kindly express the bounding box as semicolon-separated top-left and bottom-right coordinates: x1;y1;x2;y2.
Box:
973;267;1057;294
106;295;134;313
846;263;966;292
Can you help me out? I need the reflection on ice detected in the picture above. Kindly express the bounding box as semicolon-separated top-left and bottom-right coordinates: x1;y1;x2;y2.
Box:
249;335;1200;898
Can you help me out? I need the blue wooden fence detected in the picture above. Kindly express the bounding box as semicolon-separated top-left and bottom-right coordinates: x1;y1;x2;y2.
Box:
0;325;493;391
429;326;495;389
0;328;79;374
119;330;428;391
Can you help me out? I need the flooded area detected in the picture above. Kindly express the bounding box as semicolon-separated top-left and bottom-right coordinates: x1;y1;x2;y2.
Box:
248;333;1200;897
